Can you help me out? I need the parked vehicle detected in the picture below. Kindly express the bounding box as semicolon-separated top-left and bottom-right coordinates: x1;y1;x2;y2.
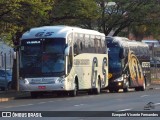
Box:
106;37;151;93
17;25;108;98
0;69;12;91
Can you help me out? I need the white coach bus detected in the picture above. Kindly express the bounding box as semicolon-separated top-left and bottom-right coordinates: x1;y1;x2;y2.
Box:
18;25;108;98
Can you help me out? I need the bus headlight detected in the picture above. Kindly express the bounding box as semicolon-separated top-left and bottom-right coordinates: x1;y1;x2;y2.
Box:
20;77;29;84
20;78;29;84
24;79;29;84
114;77;123;82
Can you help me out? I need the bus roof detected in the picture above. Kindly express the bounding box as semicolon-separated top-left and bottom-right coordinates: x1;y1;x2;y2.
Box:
142;40;158;42
21;25;105;40
106;36;149;48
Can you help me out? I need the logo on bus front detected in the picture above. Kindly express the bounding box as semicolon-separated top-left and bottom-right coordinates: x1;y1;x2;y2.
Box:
31;78;55;84
35;32;54;37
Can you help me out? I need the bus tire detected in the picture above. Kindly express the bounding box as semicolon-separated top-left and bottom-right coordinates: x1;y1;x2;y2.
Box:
141;81;146;91
114;89;119;93
123;81;129;92
69;81;78;97
94;80;101;94
123;87;129;92
109;88;119;93
135;87;140;91
109;88;114;93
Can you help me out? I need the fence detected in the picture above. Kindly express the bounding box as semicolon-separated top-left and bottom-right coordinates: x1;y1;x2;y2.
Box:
151;67;160;80
0;50;13;70
0;51;13;91
150;47;160;80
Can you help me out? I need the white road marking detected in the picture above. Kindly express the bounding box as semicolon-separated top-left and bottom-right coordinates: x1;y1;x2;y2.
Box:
117;108;132;111
140;95;150;97
154;103;160;106
8;104;34;108
48;101;54;103
17;104;33;107
18;104;34;107
155;88;160;90
74;104;84;107
38;102;46;104
4;106;15;109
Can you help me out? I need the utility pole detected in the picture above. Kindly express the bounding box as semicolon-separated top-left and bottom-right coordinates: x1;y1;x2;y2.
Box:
11;30;22;91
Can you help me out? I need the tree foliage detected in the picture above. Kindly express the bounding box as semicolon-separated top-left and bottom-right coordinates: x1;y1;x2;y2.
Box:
50;0;98;28
0;0;53;45
97;0;160;37
0;0;160;45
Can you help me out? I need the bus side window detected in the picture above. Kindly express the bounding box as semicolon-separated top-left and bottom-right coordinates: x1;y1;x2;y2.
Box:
74;43;79;55
68;47;73;73
78;33;84;53
80;42;83;51
94;38;99;53
99;39;102;53
84;34;90;53
90;35;95;53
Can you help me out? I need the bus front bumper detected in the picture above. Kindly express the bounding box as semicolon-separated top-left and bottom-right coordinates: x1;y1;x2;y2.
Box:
19;80;68;92
108;81;124;89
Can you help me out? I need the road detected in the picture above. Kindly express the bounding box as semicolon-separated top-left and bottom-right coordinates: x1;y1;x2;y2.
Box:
0;85;160;120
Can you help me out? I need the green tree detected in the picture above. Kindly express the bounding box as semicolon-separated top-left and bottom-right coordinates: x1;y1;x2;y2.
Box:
49;0;98;29
97;0;160;39
0;0;53;45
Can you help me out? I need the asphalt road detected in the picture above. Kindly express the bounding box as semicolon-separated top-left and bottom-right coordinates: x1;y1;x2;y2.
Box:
0;85;160;120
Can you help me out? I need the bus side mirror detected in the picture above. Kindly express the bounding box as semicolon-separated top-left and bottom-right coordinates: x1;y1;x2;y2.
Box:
119;48;125;59
65;46;70;56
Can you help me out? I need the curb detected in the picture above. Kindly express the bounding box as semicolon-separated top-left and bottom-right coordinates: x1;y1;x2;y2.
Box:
0;84;160;103
0;97;14;102
0;91;29;103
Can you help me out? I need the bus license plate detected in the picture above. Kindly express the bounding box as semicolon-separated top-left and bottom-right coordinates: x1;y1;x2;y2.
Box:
38;86;46;90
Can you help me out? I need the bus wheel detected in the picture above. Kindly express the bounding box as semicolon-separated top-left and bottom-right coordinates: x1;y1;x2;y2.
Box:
94;80;101;94
69;82;78;97
109;89;114;93
123;81;129;92
141;81;146;91
114;89;119;93
123;87;129;92
135;87;140;91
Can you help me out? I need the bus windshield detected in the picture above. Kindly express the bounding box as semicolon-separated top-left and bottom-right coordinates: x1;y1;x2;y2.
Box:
20;38;65;77
108;47;122;72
